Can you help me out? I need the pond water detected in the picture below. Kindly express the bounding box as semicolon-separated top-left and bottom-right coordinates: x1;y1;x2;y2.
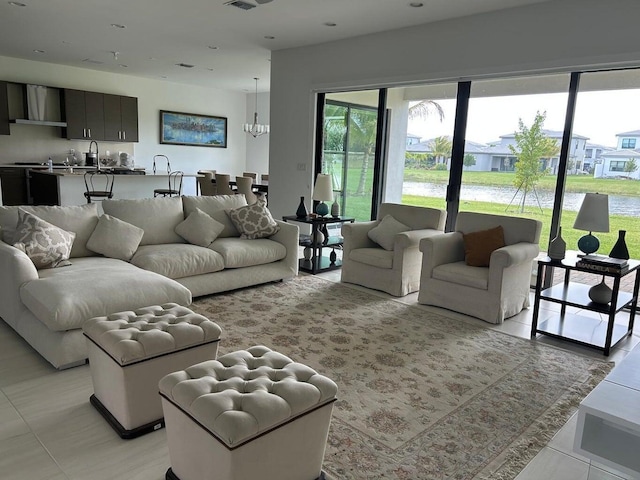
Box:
402;182;639;216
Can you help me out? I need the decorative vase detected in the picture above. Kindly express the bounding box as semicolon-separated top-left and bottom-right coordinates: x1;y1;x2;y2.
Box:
303;246;312;261
296;196;308;218
609;230;630;260
588;277;613;304
312;230;325;246
331;199;340;218
548;227;566;261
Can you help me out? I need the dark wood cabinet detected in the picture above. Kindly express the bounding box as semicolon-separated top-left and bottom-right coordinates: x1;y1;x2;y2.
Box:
0;167;29;205
104;94;138;142
62;89;105;140
0;81;9;136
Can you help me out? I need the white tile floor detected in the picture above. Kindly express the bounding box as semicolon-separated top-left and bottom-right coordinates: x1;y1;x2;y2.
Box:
1;268;638;479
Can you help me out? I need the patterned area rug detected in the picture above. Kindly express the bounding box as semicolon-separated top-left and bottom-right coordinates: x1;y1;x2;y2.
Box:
191;276;612;480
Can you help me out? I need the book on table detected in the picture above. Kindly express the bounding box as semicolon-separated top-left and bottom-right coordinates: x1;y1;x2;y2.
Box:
579;254;629;268
576;260;629;274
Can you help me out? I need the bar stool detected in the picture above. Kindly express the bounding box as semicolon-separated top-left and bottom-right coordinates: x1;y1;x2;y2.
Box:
154;171;183;197
84;171;115;203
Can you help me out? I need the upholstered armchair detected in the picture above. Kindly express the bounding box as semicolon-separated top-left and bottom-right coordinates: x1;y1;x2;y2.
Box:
341;203;446;297
418;211;542;324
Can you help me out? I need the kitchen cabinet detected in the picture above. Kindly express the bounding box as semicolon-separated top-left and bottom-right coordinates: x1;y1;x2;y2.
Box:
0;81;9;135
62;89;105;140
103;94;138;142
0;167;29;205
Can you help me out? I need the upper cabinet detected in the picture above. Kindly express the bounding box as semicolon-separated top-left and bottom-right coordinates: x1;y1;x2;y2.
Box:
62;89;138;142
103;94;138;142
0;82;9;136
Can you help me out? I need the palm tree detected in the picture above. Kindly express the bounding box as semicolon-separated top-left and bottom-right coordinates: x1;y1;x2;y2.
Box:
409;100;445;122
429;136;453;167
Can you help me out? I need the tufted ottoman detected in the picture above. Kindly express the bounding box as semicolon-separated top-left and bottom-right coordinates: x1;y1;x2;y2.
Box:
83;303;222;439
159;345;338;480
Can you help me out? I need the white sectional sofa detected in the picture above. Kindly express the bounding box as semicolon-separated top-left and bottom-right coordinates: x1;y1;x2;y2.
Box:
0;195;299;369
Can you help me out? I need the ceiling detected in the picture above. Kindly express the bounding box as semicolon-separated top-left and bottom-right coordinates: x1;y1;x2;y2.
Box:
0;0;552;93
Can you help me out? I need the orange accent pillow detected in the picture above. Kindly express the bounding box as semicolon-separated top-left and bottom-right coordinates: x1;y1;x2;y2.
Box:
463;225;506;267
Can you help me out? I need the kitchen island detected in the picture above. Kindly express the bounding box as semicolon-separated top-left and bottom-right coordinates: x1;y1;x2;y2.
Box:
29;169;197;206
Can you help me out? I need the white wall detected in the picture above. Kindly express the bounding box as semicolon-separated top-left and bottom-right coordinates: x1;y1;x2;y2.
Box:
0;55;268;178
268;0;640;219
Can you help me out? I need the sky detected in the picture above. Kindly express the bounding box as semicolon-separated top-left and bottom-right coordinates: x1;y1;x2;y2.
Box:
408;90;640;148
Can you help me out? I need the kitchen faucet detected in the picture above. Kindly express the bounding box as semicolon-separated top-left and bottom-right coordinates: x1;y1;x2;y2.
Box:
89;141;99;170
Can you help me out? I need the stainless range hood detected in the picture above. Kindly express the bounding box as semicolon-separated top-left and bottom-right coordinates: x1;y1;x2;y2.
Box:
9;84;67;127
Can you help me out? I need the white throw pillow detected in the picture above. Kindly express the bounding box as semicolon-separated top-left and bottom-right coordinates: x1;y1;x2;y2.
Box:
227;204;280;239
175;208;225;247
13;209;76;269
367;214;410;251
182;195;248;238
86;214;145;261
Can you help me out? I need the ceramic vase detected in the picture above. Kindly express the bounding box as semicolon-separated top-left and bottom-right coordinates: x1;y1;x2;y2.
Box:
296;196;308;218
331;199;340;218
548;226;566;261
609;230;630;260
588;277;613;304
312;230;325;246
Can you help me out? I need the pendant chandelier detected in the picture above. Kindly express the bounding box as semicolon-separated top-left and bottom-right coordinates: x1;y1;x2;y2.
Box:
243;77;270;138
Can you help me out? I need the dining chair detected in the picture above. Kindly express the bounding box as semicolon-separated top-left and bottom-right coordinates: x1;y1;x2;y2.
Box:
242;172;257;181
261;174;269;182
235;176;257;204
198;171;217;196
83;171;115;204
214;173;234;195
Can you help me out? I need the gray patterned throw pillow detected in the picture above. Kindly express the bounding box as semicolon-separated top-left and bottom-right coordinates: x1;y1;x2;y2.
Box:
13;209;76;269
227;204;280;239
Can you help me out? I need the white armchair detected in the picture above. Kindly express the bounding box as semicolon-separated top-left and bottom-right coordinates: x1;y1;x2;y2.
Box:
341;203;446;297
418;211;542;324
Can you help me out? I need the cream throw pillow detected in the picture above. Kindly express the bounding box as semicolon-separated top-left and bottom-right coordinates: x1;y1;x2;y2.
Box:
13;209;76;269
86;214;144;261
367;214;410;251
175;208;225;247
228;204;280;239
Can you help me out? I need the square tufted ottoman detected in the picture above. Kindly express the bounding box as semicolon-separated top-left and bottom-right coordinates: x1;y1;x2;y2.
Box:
159;345;338;480
83;303;222;439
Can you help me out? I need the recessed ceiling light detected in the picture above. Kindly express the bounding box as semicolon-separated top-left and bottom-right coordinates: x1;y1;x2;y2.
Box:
409;2;424;7
264;35;275;40
8;2;26;7
33;49;45;54
324;22;337;27
208;46;219;50
110;23;126;29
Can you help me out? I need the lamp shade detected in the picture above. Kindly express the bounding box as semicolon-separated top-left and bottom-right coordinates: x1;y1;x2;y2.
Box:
312;174;333;202
573;193;610;233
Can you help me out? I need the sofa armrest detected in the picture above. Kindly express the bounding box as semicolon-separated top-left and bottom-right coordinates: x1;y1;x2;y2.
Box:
0;240;39;323
271;220;300;275
341;221;378;255
395;228;442;250
490;242;540;269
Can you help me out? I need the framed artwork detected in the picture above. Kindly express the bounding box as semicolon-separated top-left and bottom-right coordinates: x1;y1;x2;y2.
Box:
160;110;227;148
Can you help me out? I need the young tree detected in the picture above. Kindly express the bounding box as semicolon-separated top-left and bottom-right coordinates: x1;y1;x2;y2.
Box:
508;111;559;212
624;158;639;176
463;153;476;169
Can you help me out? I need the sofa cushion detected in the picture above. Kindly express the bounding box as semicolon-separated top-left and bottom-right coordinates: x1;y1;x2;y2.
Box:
227;203;280;239
367;214;410;251
131;244;225;279
19;257;192;332
13;209;76;269
433;261;489;290
349;247;393;269
208;237;286;268
86;214;144;261
102;197;185;246
463;225;505;267
175;208;225;247
182;195;247;238
0;204;99;258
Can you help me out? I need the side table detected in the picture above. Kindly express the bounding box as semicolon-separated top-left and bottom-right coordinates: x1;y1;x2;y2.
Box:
282;215;355;274
531;251;640;356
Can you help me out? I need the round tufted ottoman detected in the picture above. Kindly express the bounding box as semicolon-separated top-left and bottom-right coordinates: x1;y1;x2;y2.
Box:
159;345;338;480
83;303;222;439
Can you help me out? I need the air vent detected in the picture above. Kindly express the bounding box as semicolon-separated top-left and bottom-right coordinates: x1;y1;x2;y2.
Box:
224;0;256;10
82;59;104;65
175;63;195;68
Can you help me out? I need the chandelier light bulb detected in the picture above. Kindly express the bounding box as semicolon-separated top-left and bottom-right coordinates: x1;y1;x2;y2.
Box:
243;77;269;138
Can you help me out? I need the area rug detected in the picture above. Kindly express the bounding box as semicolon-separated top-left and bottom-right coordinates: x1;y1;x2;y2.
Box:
190;276;612;480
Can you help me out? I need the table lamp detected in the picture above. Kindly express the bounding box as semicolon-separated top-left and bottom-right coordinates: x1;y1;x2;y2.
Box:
573;193;609;255
312;174;333;216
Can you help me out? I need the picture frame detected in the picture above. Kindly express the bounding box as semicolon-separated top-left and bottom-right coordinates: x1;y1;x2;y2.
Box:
159;110;228;148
